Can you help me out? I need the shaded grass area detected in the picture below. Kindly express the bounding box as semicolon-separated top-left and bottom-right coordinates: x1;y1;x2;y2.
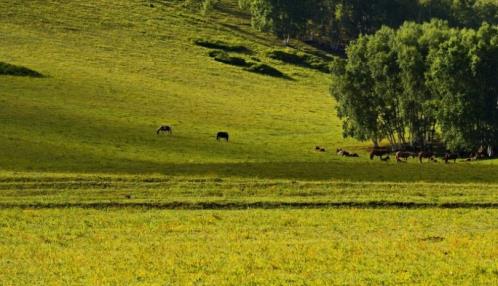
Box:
267;49;330;73
208;50;251;67
193;38;252;53
1;201;497;210
206;51;290;79
0;62;43;77
243;63;290;79
0;208;497;285
150;161;498;183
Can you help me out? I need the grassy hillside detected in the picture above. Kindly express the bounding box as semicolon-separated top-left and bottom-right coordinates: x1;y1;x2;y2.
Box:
2;0;498;183
0;0;355;173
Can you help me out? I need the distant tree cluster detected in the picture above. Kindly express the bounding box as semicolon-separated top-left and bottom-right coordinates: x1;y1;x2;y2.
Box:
330;21;498;151
238;0;498;48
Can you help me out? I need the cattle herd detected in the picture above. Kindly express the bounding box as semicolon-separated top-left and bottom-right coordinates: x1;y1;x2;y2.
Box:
157;125;493;163
329;146;493;164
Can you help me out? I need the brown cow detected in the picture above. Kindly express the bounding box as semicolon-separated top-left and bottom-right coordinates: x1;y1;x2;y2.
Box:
418;151;435;163
370;149;390;160
396;151;415;162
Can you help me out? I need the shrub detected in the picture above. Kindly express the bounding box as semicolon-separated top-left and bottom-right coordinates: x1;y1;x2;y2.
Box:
182;0;219;14
244;63;289;79
266;50;330;73
0;62;43;77
194;39;251;53
208;50;250;67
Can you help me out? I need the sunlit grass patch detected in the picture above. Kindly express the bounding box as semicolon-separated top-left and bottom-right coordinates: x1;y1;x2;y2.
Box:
0;208;496;285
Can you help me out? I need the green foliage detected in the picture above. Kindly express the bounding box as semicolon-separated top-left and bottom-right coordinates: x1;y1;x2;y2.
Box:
240;0;498;48
208;50;251;67
242;0;322;44
0;62;43;77
193;38;252;53
267;49;330;73
426;23;498;150
332;21;498;151
182;0;220;14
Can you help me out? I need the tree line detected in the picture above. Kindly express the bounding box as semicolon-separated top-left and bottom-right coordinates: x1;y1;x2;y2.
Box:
330;21;498;151
237;0;498;48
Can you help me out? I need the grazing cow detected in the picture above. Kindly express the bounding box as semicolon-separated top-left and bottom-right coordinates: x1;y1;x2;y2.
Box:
370;149;390;160
465;152;478;162
396;151;415;162
315;146;322;151
336;148;350;156
418;151;435;163
216;132;229;141
476;145;490;159
320;148;326;152
156;125;172;135
444;153;458;164
337;148;359;158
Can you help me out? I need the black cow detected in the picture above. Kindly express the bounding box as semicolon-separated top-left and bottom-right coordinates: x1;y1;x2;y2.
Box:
216;132;229;141
157;125;172;135
444;153;458;164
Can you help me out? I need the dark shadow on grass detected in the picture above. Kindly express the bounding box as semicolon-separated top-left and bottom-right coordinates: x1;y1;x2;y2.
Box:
0;62;43;77
193;39;252;54
243;64;294;80
1;201;497;210
153;161;498;183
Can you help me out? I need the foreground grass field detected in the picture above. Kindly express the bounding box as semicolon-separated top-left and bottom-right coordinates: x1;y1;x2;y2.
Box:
0;173;497;284
1;208;497;285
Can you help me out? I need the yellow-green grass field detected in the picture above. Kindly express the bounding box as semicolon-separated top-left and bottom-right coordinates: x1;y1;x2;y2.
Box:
1;208;497;285
0;173;497;284
1;0;497;284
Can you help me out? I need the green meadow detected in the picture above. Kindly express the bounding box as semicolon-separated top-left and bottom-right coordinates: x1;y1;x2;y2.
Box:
1;0;497;284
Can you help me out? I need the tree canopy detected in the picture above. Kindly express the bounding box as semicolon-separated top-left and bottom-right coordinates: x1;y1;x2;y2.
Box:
330;21;498;150
239;0;498;48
